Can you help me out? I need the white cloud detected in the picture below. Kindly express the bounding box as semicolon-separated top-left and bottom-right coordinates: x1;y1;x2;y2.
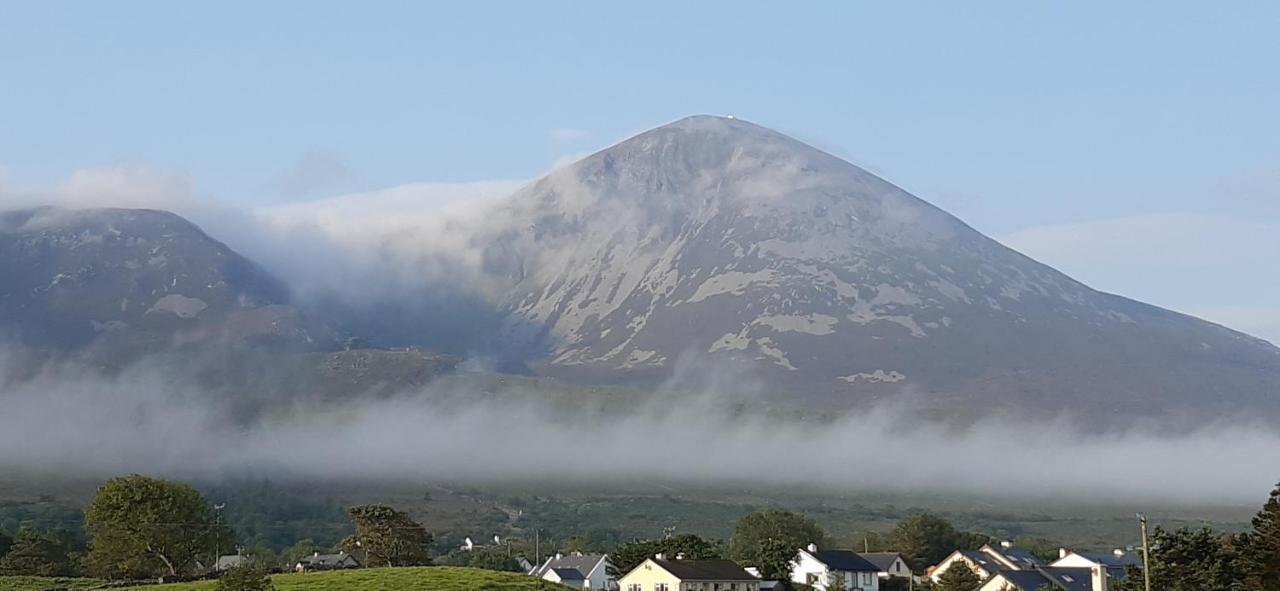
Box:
0;165;201;213
268;150;359;198
1003;212;1280;342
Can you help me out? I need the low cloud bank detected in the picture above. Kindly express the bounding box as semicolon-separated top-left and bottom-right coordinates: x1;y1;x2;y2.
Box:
1;348;1275;506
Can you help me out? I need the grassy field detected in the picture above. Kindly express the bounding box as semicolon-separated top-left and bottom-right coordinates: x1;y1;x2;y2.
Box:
0;568;571;591
0;577;104;591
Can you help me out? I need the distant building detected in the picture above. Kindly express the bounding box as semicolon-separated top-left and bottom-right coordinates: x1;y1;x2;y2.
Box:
929;541;1043;583
978;565;1108;591
214;554;250;571
461;535;501;552
791;544;881;591
619;556;759;591
1051;548;1142;581
531;552;613;591
859;552;912;579
294;551;361;572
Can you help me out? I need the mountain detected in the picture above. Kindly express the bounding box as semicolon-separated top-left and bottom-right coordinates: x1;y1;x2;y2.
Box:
479;115;1280;419
0;206;313;352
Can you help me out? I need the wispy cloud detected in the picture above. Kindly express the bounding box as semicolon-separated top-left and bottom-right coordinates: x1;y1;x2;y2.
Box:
268;150;360;199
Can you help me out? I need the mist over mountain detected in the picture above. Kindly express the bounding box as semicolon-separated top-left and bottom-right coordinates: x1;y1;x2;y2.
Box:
478;116;1280;419
1;116;1277;424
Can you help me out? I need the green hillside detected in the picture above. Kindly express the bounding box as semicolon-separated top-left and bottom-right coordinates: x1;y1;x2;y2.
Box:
1;568;571;591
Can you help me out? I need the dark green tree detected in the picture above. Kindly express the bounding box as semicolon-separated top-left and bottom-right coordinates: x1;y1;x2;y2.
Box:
610;533;723;574
216;565;275;591
0;528;77;576
936;561;981;591
1113;526;1236;591
889;513;989;570
339;504;432;567
280;539;324;566
84;475;232;580
728;509;825;573
753;536;799;580
437;548;521;572
0;530;11;556
1239;481;1280;590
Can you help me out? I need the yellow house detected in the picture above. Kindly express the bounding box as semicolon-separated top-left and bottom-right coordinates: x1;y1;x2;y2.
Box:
618;557;760;591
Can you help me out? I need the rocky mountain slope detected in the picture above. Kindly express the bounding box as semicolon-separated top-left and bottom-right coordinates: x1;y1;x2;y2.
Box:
479;115;1280;418
0;207;312;352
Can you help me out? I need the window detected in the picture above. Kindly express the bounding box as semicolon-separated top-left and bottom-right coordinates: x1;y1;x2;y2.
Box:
628;585;641;591
656;584;669;591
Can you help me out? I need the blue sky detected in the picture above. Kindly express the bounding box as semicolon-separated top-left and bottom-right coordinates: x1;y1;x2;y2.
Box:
1;1;1278;341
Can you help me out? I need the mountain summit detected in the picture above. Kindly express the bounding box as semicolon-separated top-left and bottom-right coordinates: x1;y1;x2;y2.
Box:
481;115;1280;418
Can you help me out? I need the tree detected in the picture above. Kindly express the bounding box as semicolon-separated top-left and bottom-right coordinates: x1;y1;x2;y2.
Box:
889;513;989;570
339;504;432;567
936;561;981;591
753;537;799;580
728;509;825;576
83;474;233;580
610;533;723;574
1113;526;1236;591
1239;481;1280;590
216;565;275;591
437;548;521;572
0;530;11;556
0;528;77;576
280;539;324;566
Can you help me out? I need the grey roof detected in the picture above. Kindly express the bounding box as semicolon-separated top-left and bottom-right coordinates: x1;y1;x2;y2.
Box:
811;550;881;572
296;552;359;567
859;552;904;572
959;550;1011;573
1072;551;1142;568
997;567;1095;591
215;555;249;570
985;545;1043;569
533;553;608;578
653;559;757;581
551;567;586;581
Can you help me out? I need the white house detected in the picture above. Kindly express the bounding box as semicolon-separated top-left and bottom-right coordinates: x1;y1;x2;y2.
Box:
977;566;1107;591
859;552;912;579
791;544;881;591
531;552;614;591
1051;549;1142;582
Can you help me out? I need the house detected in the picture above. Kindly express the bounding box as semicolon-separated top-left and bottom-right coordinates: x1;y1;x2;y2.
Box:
1051;549;1142;581
978;566;1108;591
929;542;1042;583
294;551;361;572
531;552;614;591
515;555;536;574
859;552;912;579
791;544;881;591
461;535;501;551
619;556;759;591
214;554;250;571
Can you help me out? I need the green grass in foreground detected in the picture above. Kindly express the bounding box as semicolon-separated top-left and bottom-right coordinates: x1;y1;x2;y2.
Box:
0;576;104;591
3;568;572;591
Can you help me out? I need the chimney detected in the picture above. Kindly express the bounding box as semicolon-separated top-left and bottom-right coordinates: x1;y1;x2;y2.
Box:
313;552;319;557
676;552;687;560
1113;549;1125;557
1090;565;1108;591
1000;540;1012;549
1059;548;1069;559
807;543;818;553
655;553;667;560
556;553;564;560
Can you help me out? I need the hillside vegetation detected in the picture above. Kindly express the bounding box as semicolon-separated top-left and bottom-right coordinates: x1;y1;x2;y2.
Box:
1;568;571;591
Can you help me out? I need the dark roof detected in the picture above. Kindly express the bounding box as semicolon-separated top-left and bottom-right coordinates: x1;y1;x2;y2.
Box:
653;559;757;581
533;553;607;578
985;545;1043;569
297;552;359;567
997;567;1094;591
811;550;881;572
859;552;904;572
551;567;586;581
959;550;1011;573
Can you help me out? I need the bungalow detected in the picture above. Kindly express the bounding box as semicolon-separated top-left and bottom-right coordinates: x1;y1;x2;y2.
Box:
929;542;1042;583
619;556;759;591
1051;549;1142;581
859;552;912;579
791;544;881;591
531;552;614;591
978;566;1108;591
294;551;360;572
214;554;250;571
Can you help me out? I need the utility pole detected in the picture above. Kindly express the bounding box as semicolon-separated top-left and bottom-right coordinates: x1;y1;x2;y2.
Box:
213;503;226;569
1138;513;1152;591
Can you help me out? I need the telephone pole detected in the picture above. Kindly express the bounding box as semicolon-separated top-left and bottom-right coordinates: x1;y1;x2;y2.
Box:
1138;513;1152;591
